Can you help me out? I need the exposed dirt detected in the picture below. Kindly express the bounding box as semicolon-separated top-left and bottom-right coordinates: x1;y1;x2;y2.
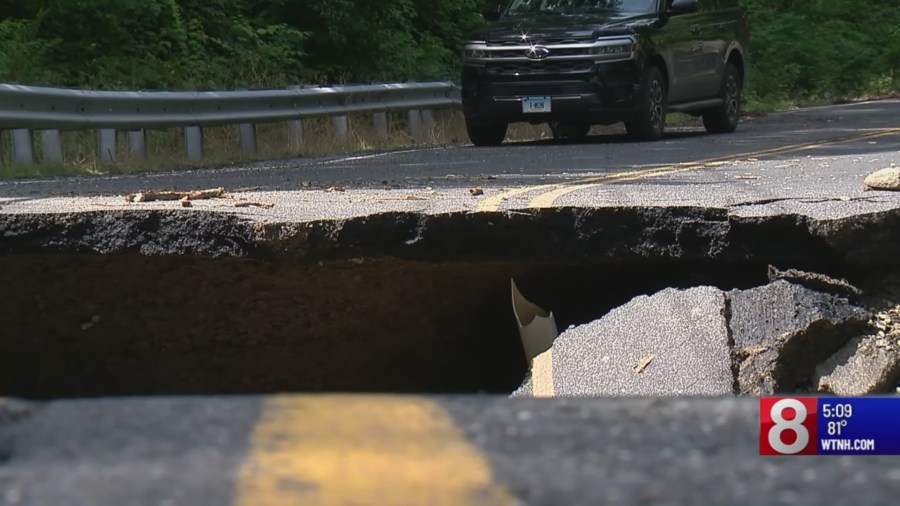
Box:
2;206;900;399
0;254;766;399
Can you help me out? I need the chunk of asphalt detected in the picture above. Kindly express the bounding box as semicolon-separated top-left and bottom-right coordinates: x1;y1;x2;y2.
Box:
513;286;734;397
814;335;900;396
767;265;863;299
863;167;900;191
730;280;872;395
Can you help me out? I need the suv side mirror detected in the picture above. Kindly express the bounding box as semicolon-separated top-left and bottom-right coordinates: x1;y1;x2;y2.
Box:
482;3;503;21
668;0;698;14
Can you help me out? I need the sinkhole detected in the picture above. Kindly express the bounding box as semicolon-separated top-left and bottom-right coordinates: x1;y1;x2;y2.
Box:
0;255;778;399
1;206;898;400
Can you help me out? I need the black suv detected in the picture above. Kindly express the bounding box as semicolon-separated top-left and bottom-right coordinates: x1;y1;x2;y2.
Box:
460;0;750;145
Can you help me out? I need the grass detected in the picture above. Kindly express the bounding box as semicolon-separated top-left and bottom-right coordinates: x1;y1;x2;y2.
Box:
2;85;897;180
0;109;550;180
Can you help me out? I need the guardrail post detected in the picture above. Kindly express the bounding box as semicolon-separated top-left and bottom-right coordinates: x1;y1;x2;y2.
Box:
98;129;117;164
373;112;389;139
41;130;63;165
11;129;35;166
185;126;203;161
287;85;304;151
421;110;435;140
238;123;257;157
233;86;258;157
127;130;146;159
288;120;303;151
408;110;423;141
333;116;349;142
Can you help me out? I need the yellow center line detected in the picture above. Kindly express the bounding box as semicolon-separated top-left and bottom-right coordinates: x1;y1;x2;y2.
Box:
475;183;557;212
474;128;900;212
527;128;900;208
234;395;518;506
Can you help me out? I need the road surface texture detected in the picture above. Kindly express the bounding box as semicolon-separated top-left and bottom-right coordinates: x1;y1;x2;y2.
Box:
3;395;900;506
1;99;899;221
2;101;900;505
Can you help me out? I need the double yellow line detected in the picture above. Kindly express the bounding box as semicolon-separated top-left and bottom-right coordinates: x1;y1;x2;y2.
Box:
476;128;900;213
235;395;518;506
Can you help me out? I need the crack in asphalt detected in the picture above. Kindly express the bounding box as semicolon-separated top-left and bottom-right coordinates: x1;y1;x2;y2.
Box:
727;196;889;208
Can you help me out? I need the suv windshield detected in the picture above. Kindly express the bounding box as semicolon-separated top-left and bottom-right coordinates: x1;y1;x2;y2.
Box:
506;0;659;15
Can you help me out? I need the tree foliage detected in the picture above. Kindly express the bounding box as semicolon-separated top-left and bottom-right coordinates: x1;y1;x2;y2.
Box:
0;0;897;104
739;0;900;102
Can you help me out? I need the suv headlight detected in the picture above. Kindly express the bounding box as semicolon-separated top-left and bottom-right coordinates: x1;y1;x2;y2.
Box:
591;37;636;59
464;48;488;59
463;42;488;60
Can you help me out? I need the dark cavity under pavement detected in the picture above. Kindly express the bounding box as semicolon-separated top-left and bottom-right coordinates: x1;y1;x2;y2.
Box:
0;255;770;399
1;205;899;400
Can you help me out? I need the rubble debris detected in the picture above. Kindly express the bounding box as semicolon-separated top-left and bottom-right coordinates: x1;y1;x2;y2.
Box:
469;187;484;196
730;280;871;395
863;167;900;191
234;201;275;209
125;188;227;203
767;265;863;298
511;279;558;367
814;335;900;396
634;354;655;374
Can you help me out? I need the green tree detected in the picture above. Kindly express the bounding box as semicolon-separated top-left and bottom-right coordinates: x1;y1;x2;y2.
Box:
0;0;896;103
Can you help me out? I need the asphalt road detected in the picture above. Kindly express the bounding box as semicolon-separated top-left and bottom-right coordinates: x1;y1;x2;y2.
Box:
2;102;900;505
1;99;899;222
3;395;900;506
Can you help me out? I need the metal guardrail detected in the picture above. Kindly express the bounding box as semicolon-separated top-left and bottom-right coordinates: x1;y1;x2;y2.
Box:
0;82;462;167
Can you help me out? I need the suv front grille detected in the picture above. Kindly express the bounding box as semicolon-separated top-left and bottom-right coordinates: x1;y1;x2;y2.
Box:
488;82;592;97
484;37;598;60
486;60;595;75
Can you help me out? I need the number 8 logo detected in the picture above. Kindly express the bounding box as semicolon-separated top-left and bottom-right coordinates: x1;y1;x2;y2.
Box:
768;398;810;455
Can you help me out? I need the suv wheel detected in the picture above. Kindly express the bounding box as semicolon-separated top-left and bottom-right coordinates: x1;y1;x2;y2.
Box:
550;121;591;141
466;120;507;147
625;65;667;142
702;62;742;134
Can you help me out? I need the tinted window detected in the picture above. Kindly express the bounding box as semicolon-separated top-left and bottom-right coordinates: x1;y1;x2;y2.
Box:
507;0;659;15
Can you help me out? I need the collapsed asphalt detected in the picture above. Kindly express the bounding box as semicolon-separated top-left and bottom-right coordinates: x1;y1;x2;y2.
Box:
1;99;900;505
1;100;899;400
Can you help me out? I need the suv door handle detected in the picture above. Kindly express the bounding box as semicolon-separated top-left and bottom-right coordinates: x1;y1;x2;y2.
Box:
690;24;702;34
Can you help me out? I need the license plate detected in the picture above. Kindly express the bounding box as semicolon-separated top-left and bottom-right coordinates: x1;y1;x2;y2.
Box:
522;96;551;113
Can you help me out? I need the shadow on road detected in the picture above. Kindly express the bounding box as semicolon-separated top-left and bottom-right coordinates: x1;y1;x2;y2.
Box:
497;129;709;148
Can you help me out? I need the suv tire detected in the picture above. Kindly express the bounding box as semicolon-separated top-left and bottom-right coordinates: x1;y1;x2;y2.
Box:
466;121;507;147
702;62;742;134
625;65;667;142
550;121;591;141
